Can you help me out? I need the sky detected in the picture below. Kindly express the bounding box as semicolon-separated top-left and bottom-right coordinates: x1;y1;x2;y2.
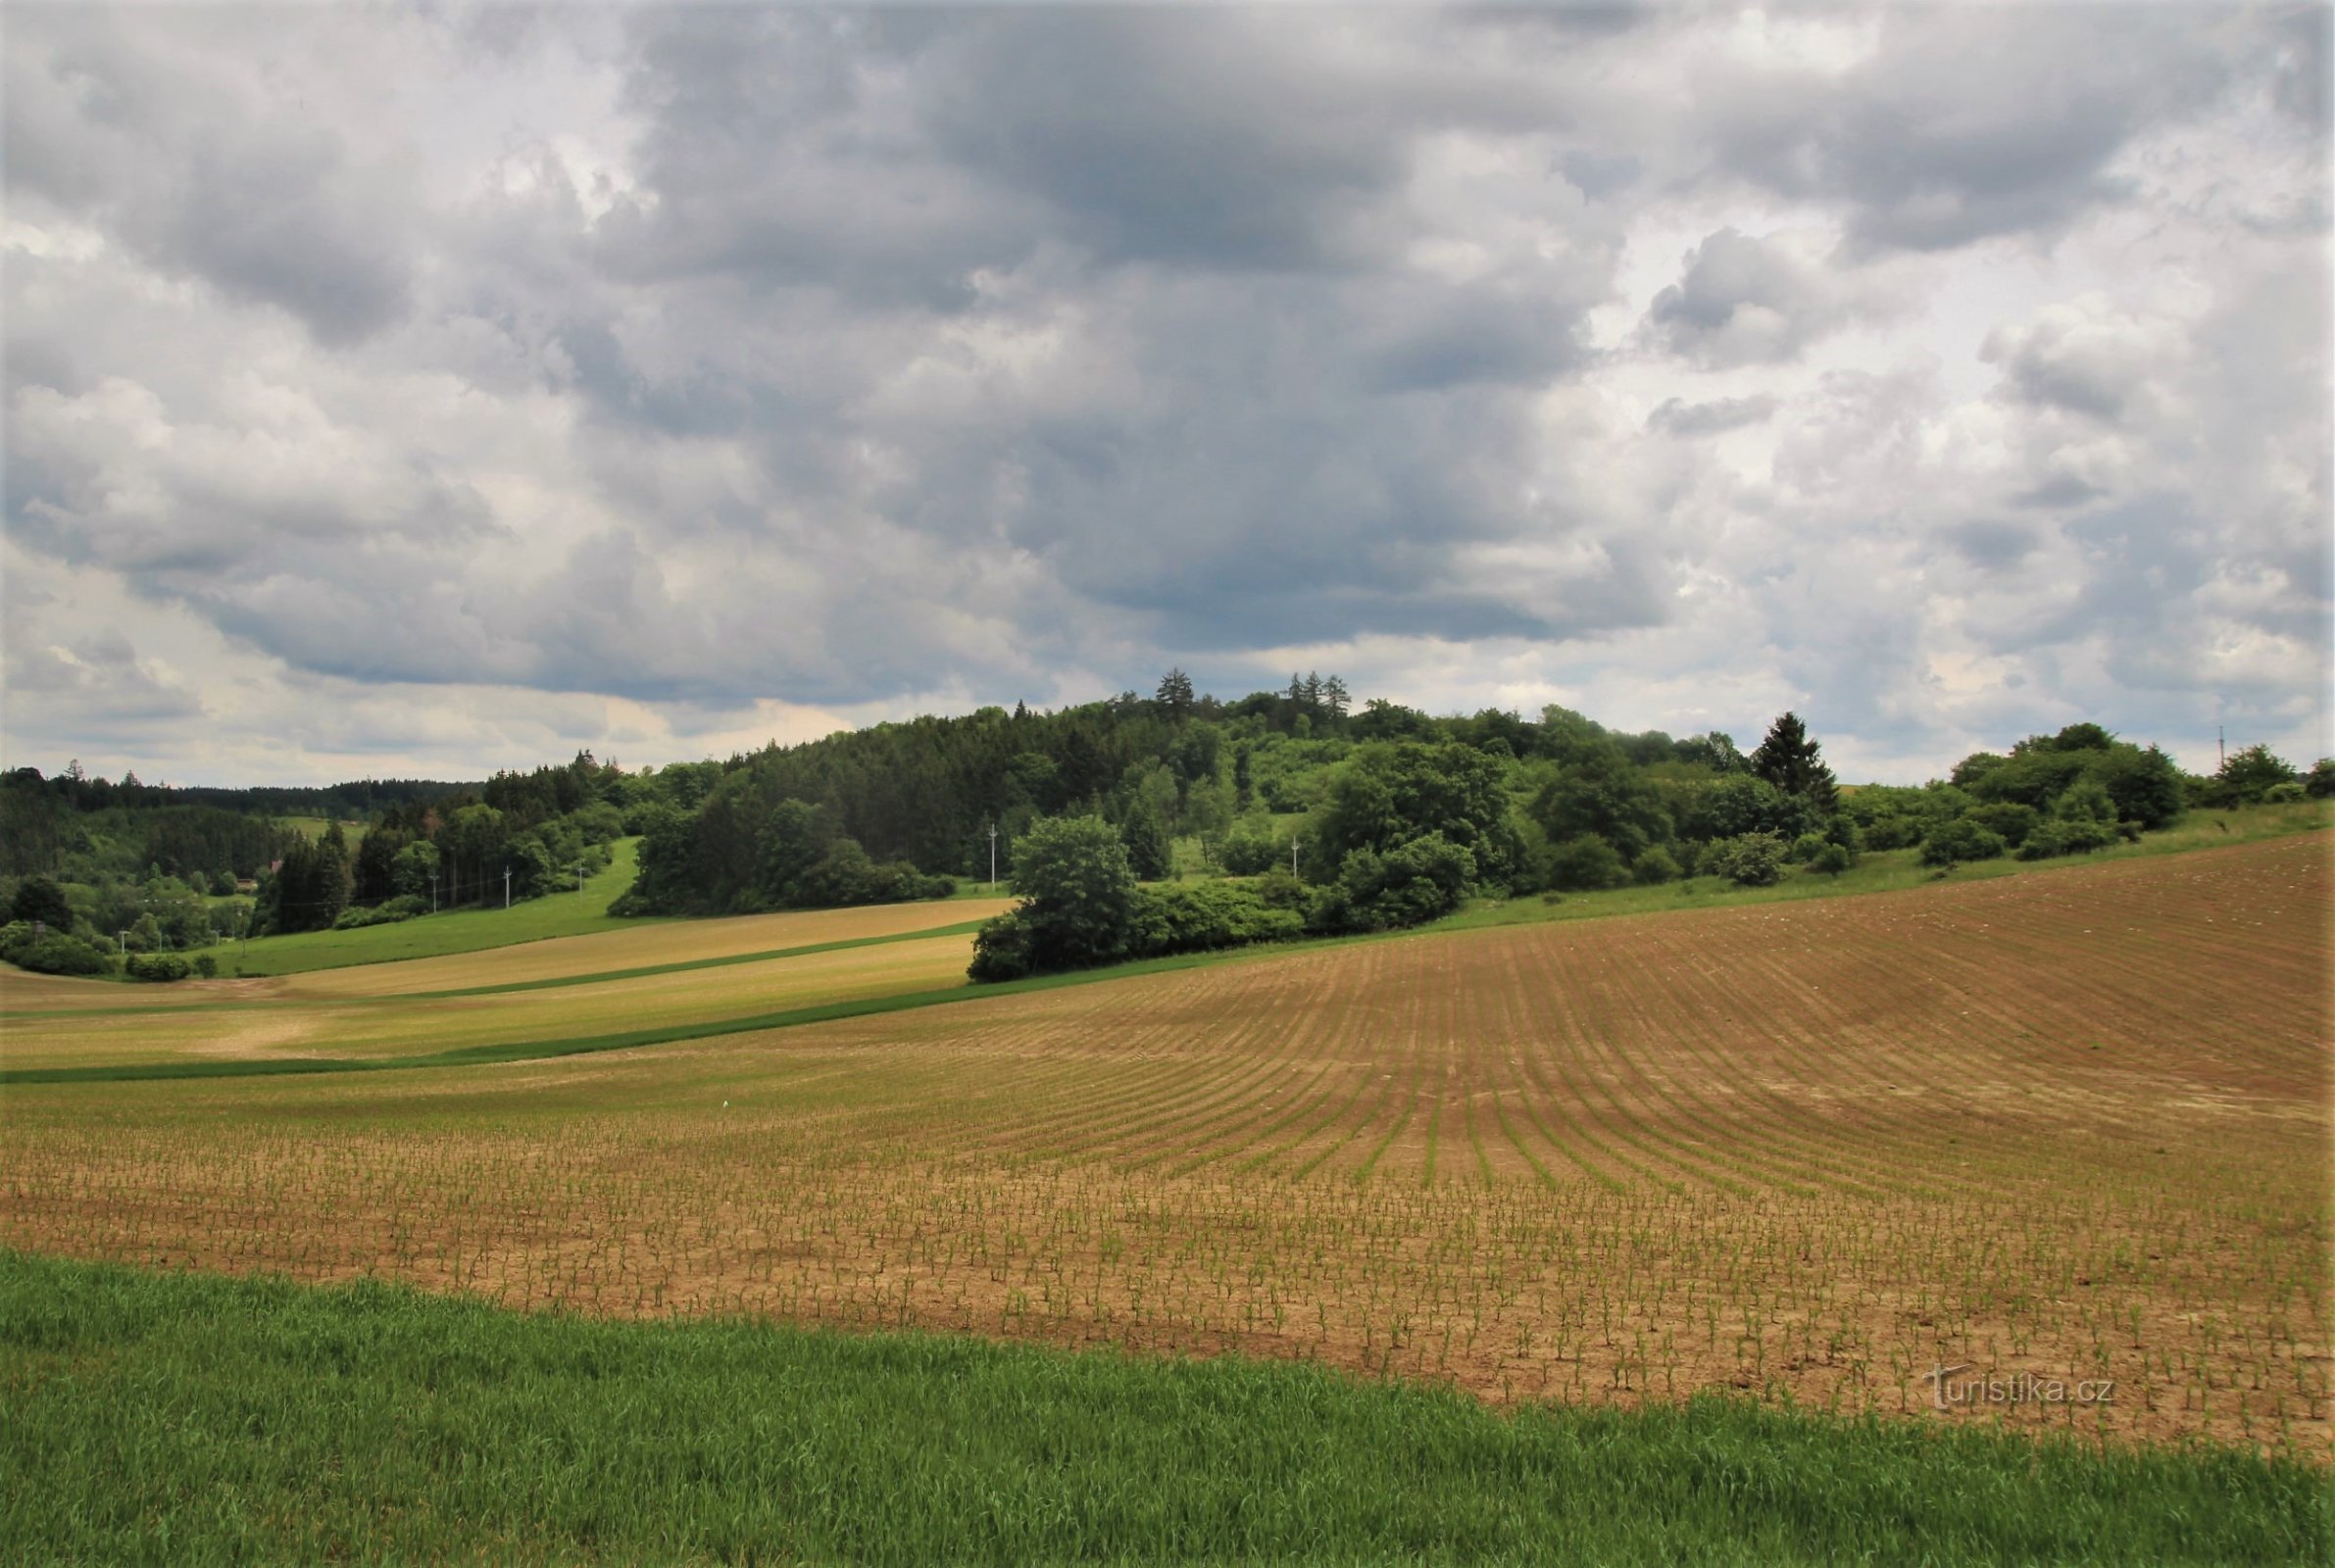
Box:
4;3;2329;787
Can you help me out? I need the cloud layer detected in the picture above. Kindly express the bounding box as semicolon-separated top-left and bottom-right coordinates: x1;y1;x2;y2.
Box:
5;4;2327;784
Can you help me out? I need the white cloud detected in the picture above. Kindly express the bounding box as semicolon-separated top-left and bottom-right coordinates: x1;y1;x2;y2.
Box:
2;4;2326;785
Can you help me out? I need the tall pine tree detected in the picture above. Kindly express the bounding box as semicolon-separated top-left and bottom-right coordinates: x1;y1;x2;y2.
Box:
1749;711;1839;814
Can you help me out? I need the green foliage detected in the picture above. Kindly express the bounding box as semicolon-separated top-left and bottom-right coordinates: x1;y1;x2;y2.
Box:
1952;727;2184;834
793;840;952;909
1677;772;1813;844
1126;881;1305;956
1703;831;1789;887
331;899;424;930
0;921;116;976
1789;832;1829;862
1921;816;2010;866
1630;846;1682;885
124;951;194;983
1311;741;1522;888
1312;833;1478;934
1117;795;1173;881
1527;742;1671;863
2211;744;2298;807
1963;801;2040;848
965;907;1036;983
1749;711;1839;813
2014;817;2115;860
971;820;1273;982
8;875;74;931
1961;746;2090;809
1543;834;1631;893
1808;841;1854;876
1217;816;1286;876
263;823;353;935
2307;759;2335;799
2085;744;2185;829
1000;814;1138;972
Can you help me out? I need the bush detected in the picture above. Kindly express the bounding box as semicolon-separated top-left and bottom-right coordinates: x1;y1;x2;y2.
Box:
2015;814;2119;861
1789;832;1829;863
1630;846;1681;886
125;952;194;983
1126;882;1304;958
0;922;116;977
2307;760;2335;799
2261;781;2307;805
1703;832;1787;888
1320;834;1477;932
1217;819;1285;877
1808;842;1853;876
966;908;1035;983
333;903;420;931
1920;816;2010;866
1251;868;1310;909
1544;835;1630;893
2013;822;2065;861
1964;802;2040;848
1862;814;1922;851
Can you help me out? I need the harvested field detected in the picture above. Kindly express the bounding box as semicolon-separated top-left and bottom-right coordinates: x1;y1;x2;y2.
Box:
3;835;2326;1457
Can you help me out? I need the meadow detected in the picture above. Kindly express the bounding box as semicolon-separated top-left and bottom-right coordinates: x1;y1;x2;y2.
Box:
3;827;2326;1489
214;836;653;977
5;1250;2321;1565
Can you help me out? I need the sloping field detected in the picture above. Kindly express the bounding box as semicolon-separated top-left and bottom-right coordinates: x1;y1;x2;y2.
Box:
0;894;1010;1022
0;932;988;1069
2;835;2325;1457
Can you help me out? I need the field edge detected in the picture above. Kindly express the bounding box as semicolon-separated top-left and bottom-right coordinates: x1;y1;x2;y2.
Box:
3;1250;2325;1566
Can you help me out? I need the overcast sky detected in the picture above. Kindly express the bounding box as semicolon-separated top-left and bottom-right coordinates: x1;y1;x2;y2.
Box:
5;3;2328;786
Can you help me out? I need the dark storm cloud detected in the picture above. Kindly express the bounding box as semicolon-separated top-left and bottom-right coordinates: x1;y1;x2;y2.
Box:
918;10;1402;272
1945;519;2042;573
4;10;416;343
1701;10;2234;252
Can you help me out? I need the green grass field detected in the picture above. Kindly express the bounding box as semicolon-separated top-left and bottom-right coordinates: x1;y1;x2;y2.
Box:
277;813;368;844
3;1251;2321;1566
222;838;659;976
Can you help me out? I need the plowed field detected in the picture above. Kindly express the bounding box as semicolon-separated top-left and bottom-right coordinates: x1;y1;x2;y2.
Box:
4;837;2325;1456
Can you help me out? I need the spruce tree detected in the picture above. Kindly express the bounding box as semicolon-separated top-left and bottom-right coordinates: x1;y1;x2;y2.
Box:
1155;667;1196;720
1750;711;1839;814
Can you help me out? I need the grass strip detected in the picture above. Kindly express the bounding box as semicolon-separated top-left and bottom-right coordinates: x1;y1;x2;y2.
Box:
1;1250;2321;1566
2;918;994;1018
0;946;1255;1085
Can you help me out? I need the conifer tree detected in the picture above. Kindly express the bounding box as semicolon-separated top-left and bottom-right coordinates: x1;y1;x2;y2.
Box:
1155;667;1196;719
1749;711;1839;814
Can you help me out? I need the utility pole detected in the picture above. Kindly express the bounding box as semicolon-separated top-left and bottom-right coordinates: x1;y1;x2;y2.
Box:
1291;836;1301;877
2218;725;2225;771
987;821;998;889
503;867;512;909
429;872;439;913
117;929;128;955
574;859;584;894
